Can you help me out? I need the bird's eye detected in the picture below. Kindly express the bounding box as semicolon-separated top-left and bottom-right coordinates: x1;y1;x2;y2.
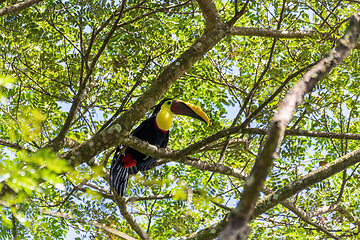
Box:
167;100;172;105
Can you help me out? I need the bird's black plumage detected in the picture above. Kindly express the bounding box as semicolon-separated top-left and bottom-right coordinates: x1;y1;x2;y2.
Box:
110;99;171;196
110;98;209;196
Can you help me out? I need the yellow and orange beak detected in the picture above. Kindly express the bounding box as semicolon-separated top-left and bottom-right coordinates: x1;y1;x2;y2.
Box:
170;100;210;126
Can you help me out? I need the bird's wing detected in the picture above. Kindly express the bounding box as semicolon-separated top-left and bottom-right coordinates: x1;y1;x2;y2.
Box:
134;156;157;172
134;131;169;172
130;117;153;137
161;131;169;148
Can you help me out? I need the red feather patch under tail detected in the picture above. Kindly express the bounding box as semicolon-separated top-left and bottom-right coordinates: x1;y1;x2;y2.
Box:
122;153;137;168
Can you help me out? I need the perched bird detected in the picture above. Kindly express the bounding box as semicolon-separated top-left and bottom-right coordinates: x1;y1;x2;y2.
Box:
110;98;209;196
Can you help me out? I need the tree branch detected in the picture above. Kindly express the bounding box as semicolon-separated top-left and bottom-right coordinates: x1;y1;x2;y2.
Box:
0;0;42;17
113;195;150;240
253;148;360;219
229;27;360;49
11;213;17;240
196;0;223;30
188;147;360;240
0;138;33;152
336;205;360;228
229;27;320;38
125;193;173;203
306;204;340;217
276;199;339;239
177;156;248;181
219;10;360;240
244;127;360;140
227;0;250;26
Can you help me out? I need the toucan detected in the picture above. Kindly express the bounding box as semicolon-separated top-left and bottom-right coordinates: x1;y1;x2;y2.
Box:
110;98;209;196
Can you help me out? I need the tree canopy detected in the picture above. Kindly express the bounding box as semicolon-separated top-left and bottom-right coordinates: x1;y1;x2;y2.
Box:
1;0;360;239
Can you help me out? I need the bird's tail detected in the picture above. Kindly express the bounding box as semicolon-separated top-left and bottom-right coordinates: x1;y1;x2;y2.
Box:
110;147;129;196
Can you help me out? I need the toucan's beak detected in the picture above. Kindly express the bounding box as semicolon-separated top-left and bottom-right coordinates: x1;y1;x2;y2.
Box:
170;100;210;126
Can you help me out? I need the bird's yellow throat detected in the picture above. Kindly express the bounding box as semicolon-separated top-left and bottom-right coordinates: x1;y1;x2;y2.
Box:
156;105;173;131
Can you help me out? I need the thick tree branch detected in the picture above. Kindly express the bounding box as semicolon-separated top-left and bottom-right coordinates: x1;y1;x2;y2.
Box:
0;0;42;17
196;0;223;30
219;10;360;240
